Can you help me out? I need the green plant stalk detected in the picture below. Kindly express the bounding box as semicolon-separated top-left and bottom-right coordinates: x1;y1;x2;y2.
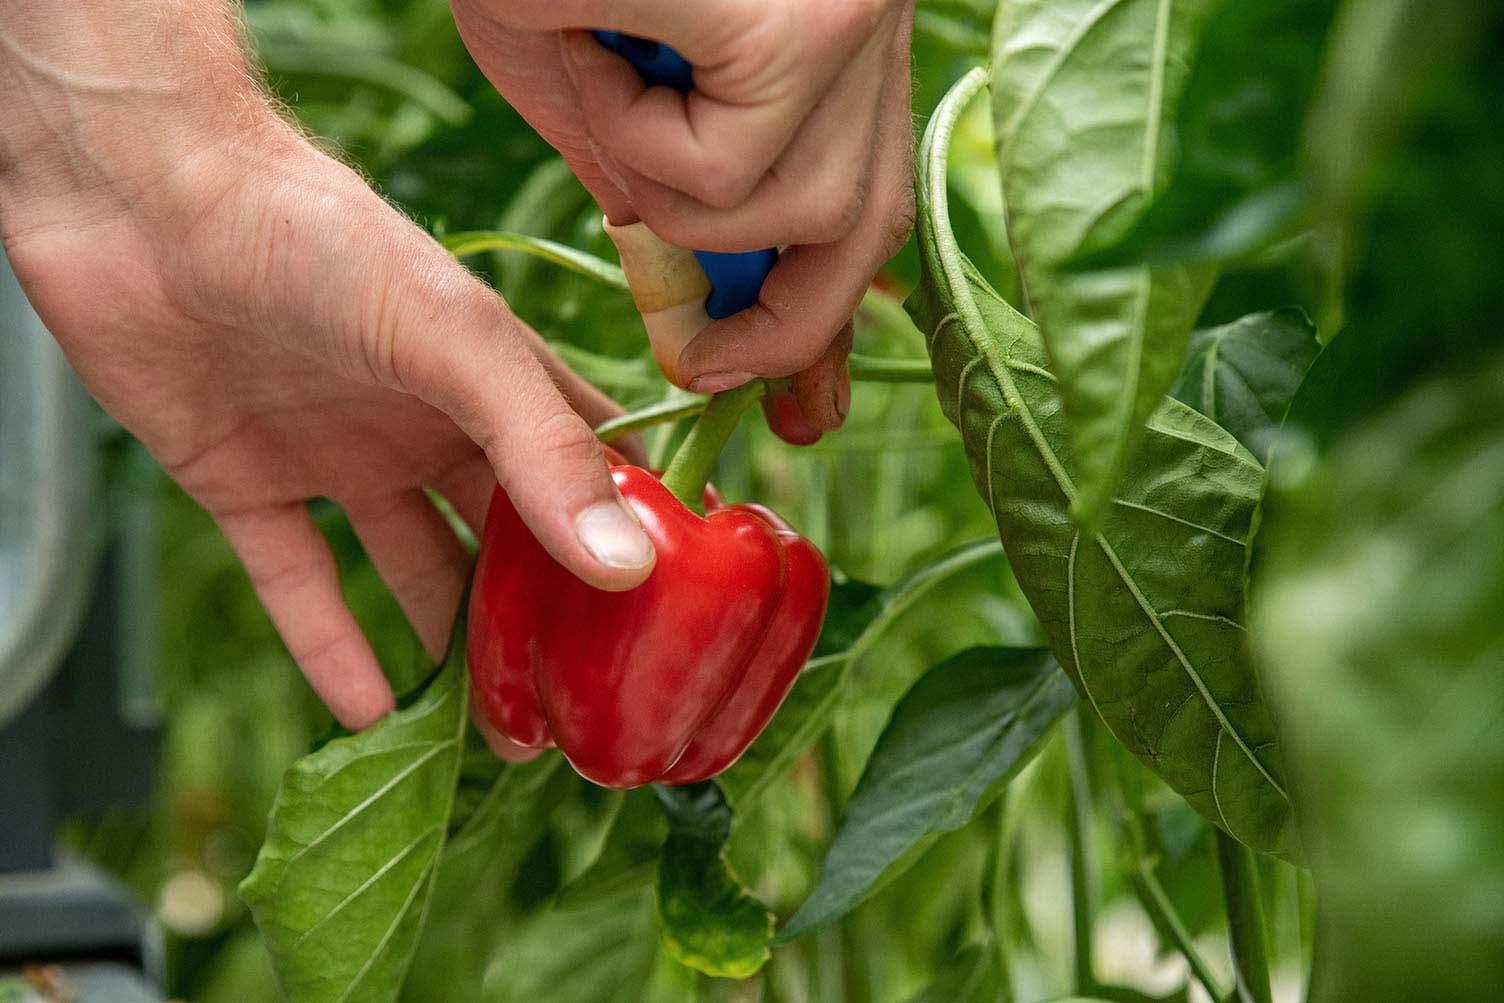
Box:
1107;752;1227;1001
983;798;1016;999
659;381;767;511
1063;712;1097;994
1297;866;1317;999
1217;829;1273;1003
846;353;934;382
818;731;872;1003
595;397;709;443
1131;863;1225;1001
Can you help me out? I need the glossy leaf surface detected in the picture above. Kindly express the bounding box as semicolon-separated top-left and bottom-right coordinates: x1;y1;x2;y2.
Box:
777;646;1074;941
1169;308;1319;464
241;625;470;1003
909;70;1295;858
990;0;1216;522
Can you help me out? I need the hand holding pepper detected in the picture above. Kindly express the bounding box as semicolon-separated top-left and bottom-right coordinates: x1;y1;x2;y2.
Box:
468;442;829;787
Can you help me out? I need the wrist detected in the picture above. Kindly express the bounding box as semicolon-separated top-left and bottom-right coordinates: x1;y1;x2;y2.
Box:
0;3;290;245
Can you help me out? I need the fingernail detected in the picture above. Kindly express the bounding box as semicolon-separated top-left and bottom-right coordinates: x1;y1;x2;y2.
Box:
576;502;656;570
834;379;851;423
688;371;754;394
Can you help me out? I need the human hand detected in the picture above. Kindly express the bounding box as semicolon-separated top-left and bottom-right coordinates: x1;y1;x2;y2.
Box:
449;0;916;442
0;3;653;742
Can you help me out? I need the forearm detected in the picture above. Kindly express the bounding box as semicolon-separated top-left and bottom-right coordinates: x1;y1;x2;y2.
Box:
0;0;289;240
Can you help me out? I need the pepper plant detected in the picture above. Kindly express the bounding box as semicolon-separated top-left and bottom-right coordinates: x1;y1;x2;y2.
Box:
77;0;1501;1000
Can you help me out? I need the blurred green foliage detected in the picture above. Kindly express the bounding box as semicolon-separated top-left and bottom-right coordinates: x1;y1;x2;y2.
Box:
80;3;1048;999
64;0;1502;999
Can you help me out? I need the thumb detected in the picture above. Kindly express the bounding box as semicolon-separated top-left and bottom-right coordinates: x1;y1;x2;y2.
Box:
387;263;656;591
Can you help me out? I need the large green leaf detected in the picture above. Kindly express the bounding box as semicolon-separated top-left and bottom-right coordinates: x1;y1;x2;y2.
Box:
240;622;470;1003
990;0;1217;523
1253;353;1504;1000
777;647;1075;941
401;754;573;1001
908;70;1295;859
653;783;773;979
1169;308;1319;464
1073;0;1341;267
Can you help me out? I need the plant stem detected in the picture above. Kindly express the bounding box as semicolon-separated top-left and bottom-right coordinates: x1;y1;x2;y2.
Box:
658;381;766;511
982;798;1015;998
594;396;708;442
818;732;872;1003
1106;751;1228;1001
1063;712;1097;995
1217;829;1273;1003
1131;863;1226;1002
846;353;933;382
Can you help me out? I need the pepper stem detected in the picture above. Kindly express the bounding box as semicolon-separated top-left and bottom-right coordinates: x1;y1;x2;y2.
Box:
660;380;767;513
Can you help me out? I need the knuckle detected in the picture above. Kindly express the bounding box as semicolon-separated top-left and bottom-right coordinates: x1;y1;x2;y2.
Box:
685;161;760;210
382;259;498;391
801;176;866;244
530;409;605;469
772;334;829;376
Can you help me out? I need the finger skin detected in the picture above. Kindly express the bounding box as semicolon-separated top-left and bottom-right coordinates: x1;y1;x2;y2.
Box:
218;503;395;731
581;10;895;250
383;265;657;593
800;321;854;429
762;389;824;446
674;8;915;385
344;489;471;661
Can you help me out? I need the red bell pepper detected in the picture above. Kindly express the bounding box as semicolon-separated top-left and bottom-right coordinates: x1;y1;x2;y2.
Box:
467;462;829;789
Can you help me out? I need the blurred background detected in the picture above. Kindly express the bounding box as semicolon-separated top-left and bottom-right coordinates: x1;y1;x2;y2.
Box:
0;1;1327;1000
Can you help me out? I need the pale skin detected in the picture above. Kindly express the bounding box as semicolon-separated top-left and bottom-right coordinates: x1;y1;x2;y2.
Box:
0;1;913;746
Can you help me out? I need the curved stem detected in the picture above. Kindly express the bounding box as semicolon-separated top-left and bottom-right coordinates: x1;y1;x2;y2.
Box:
1107;752;1228;1001
1134;863;1225;1002
659;380;767;511
846;353;933;382
1064;712;1097;994
594;397;708;442
1217;829;1273;1003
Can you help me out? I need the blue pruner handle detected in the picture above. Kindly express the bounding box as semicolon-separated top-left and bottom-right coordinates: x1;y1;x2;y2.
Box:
593;30;777;320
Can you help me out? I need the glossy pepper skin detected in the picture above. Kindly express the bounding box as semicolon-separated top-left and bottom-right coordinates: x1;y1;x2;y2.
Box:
467;463;829;789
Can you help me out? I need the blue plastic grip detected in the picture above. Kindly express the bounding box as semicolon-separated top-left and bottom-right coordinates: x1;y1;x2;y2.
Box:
592;30;776;320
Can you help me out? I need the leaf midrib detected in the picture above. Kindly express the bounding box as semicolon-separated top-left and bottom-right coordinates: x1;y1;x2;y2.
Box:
922;69;1289;815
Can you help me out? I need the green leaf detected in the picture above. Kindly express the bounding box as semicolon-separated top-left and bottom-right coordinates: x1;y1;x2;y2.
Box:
486;891;664;1003
1253;352;1504;1001
990;0;1218;523
900;943;1007;1003
1072;0;1341;268
440;230;628;290
908;70;1295;859
1280;1;1503;450
719;541;1004;809
1169;308;1319;464
653;783;773;979
557;787;667;910
777;647;1075;941
240;620;470;1003
402;754;574;1001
